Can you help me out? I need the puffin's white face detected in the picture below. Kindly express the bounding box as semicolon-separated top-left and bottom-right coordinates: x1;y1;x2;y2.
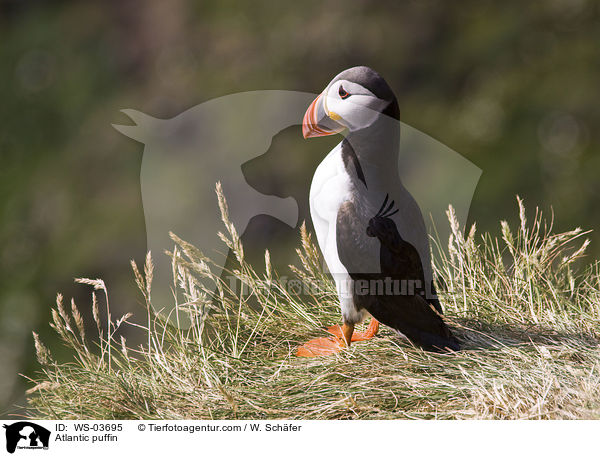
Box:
302;78;391;138
323;79;389;132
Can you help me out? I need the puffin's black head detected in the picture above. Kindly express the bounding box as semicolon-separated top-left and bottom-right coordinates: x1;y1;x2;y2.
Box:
303;66;400;139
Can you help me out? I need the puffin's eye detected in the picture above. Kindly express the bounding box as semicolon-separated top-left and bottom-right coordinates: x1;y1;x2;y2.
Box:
339;86;350;99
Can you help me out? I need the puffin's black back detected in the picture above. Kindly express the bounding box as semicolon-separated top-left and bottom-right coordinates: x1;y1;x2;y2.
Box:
337;200;460;352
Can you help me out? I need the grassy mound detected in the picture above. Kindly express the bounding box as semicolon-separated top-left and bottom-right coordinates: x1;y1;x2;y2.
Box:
26;187;600;419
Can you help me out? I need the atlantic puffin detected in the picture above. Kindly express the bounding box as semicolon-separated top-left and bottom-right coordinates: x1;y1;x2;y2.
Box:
297;66;459;356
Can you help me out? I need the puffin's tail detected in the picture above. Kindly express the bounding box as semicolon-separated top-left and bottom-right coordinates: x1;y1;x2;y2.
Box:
364;294;460;352
393;324;460;353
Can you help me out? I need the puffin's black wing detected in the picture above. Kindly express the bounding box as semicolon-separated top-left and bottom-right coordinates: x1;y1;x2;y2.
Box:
372;216;444;313
337;200;459;352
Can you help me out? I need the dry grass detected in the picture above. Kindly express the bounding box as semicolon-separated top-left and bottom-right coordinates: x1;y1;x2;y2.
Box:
25;187;600;419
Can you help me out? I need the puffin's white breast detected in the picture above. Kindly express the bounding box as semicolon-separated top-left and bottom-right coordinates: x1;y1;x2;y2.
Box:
309;143;369;323
309;143;351;276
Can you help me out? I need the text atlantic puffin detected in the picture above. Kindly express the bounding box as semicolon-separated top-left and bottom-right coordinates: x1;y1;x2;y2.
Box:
297;66;459;356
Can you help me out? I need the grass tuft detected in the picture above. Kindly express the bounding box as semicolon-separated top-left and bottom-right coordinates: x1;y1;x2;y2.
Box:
25;190;600;419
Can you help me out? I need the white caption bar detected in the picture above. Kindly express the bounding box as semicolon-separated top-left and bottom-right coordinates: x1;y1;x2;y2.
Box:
0;420;595;455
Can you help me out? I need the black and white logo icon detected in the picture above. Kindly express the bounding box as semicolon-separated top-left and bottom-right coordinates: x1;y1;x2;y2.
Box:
3;422;51;454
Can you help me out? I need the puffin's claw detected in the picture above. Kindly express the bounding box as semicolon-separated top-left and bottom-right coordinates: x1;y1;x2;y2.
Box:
327;318;380;342
296;336;346;357
296;319;380;357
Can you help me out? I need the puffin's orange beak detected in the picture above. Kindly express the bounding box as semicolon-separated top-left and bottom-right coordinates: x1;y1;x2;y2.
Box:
302;93;345;139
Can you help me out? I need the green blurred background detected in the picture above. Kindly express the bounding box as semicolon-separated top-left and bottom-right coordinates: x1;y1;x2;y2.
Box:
1;0;599;417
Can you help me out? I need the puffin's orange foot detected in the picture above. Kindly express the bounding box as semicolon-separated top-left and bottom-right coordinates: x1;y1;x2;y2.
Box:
326;318;380;342
296;336;346;357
